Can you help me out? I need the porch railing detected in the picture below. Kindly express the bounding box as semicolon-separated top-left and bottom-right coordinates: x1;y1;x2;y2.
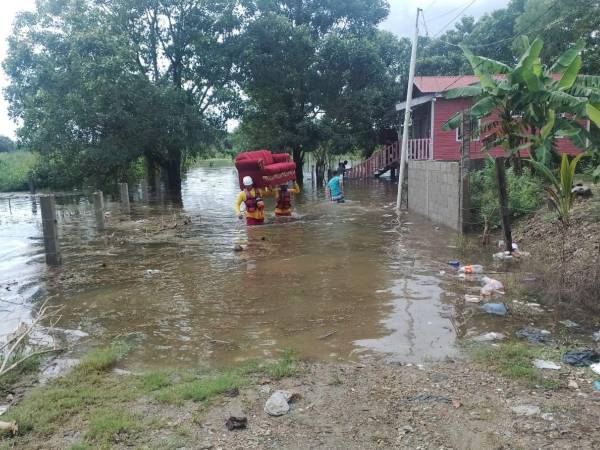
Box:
347;138;432;179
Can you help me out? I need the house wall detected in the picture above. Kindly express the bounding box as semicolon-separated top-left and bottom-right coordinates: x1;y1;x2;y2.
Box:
432;97;586;160
408;160;468;231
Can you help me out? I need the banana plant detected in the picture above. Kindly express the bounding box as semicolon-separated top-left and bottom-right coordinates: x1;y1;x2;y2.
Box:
530;153;584;225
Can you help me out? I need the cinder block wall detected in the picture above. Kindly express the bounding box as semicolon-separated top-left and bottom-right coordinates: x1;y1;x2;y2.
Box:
407;160;463;231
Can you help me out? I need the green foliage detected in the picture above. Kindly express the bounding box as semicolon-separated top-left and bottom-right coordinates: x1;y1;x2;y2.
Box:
0;135;16;153
0;151;37;192
470;160;544;227
531;153;584;225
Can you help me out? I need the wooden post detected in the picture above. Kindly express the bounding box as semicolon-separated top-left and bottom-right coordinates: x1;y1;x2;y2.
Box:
94;190;105;231
40;194;61;266
119;182;130;214
495;157;513;252
459;111;471;232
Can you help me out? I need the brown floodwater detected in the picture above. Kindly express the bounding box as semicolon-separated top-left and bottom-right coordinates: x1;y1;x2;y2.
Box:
0;164;571;371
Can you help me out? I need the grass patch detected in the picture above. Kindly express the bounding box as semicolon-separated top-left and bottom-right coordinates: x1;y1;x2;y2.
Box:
0;151;37;192
76;342;129;374
470;341;560;389
2;346;298;447
0;354;42;397
86;408;137;445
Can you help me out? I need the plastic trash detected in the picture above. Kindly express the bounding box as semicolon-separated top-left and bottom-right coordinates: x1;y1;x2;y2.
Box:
493;251;514;261
593;331;600;342
473;332;505;342
516;327;552;344
593;380;600;391
562;349;600;367
533;359;561;370
511;405;540;416
498;240;519;251
559;320;579;328
448;260;460;268
481;303;507;316
458;264;484;274
464;294;482;304
480;276;504;297
591;363;600;375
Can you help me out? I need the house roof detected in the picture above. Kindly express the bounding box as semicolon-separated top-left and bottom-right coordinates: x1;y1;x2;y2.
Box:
414;73;565;94
414;76;481;94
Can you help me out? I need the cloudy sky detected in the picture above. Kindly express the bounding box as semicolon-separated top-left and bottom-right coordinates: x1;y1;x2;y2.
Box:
0;0;509;139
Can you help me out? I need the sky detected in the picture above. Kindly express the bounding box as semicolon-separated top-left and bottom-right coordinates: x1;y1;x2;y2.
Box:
0;0;509;140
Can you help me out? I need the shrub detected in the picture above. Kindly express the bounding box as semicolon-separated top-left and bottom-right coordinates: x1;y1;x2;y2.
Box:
470;159;544;228
0;151;38;192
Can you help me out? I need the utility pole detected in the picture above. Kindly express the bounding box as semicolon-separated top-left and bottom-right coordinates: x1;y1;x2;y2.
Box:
396;8;421;210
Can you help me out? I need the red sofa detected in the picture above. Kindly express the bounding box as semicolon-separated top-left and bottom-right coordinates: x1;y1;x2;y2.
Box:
235;150;296;189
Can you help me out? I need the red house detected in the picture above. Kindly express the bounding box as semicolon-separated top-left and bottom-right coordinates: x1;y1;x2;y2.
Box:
395;75;588;161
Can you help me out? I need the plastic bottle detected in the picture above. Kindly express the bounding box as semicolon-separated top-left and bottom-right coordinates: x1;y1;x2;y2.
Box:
458;264;484;274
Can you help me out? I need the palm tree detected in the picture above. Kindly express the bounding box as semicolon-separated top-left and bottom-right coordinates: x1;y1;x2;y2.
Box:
442;37;600;252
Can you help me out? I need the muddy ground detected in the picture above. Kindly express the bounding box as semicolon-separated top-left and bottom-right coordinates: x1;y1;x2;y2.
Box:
9;355;599;450
171;360;600;450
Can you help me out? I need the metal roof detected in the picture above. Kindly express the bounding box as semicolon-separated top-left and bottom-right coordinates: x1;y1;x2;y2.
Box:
414;76;481;94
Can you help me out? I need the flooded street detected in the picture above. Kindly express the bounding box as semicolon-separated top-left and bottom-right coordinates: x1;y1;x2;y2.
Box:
2;165;514;370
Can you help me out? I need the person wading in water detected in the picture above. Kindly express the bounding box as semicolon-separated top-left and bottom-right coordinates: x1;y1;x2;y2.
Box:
273;181;300;217
235;176;267;225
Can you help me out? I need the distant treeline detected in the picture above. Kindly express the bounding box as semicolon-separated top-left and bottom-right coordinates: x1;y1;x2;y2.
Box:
2;0;598;191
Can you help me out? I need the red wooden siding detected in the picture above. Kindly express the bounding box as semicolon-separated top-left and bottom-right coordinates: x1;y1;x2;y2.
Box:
432;97;586;161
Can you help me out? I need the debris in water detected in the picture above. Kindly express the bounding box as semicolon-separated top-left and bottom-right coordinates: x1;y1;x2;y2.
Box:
318;330;336;340
511;405;540;416
562;349;600;367
591;363;600;375
559;320;579;328
480;277;504;298
593;381;600;391
203;334;233;345
481;303;507;316
516;327;552;344
464;294;482;304
472;332;505;342
447;260;460;268
233;244;244;252
533;359;561;370
593;331;600;342
225;415;247;430
458;264;484;274
144;269;161;275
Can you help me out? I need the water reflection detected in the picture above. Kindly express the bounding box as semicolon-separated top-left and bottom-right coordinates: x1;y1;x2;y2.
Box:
1;165;490;369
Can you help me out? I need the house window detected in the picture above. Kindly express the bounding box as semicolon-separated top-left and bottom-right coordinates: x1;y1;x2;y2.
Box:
456;117;481;142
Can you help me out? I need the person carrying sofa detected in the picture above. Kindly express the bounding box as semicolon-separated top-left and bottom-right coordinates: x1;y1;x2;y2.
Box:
273;181;300;217
235;176;267;225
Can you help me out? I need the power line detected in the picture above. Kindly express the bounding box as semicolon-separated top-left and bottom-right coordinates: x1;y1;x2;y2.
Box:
432;0;478;39
426;0;476;23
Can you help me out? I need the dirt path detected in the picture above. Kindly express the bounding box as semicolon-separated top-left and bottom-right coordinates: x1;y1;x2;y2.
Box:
155;359;600;450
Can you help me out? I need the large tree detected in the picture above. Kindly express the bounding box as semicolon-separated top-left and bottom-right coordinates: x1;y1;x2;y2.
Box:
238;0;390;184
4;0;243;191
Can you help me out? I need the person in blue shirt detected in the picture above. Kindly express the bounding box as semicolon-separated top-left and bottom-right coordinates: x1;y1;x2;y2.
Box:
327;170;345;203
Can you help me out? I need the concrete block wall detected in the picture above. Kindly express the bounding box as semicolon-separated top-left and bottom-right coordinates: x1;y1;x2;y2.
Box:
407;160;463;231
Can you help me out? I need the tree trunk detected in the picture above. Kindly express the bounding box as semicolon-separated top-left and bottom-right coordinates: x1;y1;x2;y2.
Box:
495;157;513;253
293;147;304;186
146;156;157;191
315;159;326;187
166;152;182;193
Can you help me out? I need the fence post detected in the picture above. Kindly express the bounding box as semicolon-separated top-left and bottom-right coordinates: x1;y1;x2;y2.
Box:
119;182;130;214
94;190;105;231
40;194;62;266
